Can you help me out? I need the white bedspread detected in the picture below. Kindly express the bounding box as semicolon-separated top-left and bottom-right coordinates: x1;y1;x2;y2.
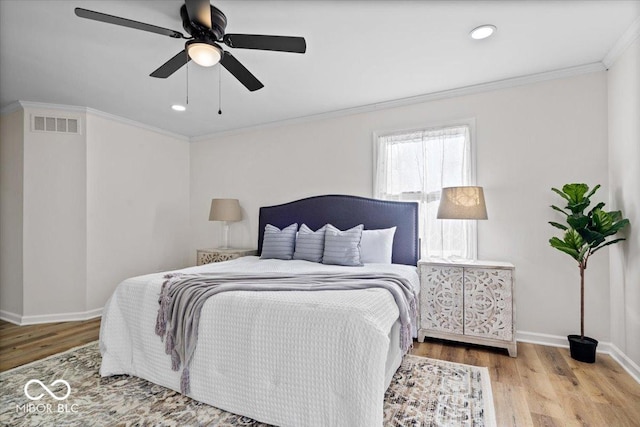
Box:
100;257;419;427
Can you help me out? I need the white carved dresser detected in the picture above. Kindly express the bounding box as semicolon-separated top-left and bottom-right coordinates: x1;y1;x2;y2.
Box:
418;258;517;357
196;248;258;266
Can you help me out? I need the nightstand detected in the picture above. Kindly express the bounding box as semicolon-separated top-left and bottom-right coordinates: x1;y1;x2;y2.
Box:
418;258;517;357
196;248;258;265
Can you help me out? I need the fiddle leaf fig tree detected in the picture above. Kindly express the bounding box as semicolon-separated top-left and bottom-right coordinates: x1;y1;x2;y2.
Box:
549;183;630;340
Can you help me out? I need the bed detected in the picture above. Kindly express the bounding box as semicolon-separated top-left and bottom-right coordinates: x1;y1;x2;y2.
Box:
100;194;420;427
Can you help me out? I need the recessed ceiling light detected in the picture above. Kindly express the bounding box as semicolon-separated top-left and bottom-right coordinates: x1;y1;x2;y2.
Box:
171;104;186;112
470;25;496;40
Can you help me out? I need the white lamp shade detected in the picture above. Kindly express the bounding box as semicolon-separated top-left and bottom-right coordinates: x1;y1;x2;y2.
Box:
437;186;488;220
209;199;242;222
187;41;222;67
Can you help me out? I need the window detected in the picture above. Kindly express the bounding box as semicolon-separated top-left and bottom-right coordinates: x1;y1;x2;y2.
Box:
374;123;476;259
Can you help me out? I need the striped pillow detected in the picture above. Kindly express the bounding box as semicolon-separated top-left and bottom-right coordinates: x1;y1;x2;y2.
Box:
322;224;364;266
293;224;326;263
260;223;298;260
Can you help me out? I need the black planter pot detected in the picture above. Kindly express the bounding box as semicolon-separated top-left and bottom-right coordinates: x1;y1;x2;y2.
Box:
568;335;598;363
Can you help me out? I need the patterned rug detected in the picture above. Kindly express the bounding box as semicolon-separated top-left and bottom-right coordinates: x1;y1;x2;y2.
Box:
0;342;495;426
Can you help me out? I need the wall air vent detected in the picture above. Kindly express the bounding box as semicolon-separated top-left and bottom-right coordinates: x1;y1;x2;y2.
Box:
31;115;81;134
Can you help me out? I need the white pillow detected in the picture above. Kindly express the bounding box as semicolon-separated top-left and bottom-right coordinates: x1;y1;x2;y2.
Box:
360;227;396;264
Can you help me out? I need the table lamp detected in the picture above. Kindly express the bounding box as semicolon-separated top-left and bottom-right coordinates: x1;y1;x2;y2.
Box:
437;186;488;220
209;198;242;249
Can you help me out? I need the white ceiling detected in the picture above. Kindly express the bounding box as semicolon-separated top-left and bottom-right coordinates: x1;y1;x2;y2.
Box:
1;0;638;138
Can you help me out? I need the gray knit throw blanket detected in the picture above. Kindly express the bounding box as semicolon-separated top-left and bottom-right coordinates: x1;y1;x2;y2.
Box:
155;272;417;395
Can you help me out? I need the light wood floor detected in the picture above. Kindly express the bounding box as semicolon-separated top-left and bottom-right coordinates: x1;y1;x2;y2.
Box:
0;318;101;372
1;319;639;426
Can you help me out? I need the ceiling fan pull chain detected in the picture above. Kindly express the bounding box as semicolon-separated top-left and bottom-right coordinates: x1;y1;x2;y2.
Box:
186;52;190;106
218;65;222;115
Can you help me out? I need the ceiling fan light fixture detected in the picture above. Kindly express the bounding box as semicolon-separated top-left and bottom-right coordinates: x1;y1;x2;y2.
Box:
470;25;497;40
186;40;222;67
171;104;186;111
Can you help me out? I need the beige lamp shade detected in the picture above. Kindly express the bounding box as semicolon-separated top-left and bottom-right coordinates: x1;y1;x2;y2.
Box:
209;199;242;222
437;186;488;220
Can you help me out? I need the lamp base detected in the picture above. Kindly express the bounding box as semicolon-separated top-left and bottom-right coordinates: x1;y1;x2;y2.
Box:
219;221;231;249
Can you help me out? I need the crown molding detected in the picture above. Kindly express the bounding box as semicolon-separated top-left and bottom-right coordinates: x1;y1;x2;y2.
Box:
191;62;606;142
603;16;640;68
4;61;606;143
0;101;25;115
84;107;189;141
18;100;87;114
1;101;189;141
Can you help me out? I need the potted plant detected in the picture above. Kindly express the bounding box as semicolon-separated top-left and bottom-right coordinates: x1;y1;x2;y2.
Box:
549;183;630;363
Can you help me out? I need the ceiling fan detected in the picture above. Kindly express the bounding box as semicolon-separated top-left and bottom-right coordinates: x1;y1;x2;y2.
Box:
75;0;306;91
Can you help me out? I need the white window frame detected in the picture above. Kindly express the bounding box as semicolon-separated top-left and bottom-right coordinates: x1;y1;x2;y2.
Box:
372;118;478;259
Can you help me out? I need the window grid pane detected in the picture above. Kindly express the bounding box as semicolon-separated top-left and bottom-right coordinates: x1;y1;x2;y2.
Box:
375;125;473;259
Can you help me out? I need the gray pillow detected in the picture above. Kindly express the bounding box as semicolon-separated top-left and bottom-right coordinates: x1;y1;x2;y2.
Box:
322;224;364;266
293;224;326;263
260;223;298;260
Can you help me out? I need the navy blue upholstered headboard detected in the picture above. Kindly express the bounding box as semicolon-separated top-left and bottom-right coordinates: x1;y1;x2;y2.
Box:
258;195;419;266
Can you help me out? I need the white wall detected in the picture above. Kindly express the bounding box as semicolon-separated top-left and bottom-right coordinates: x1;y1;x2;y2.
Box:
608;36;640;367
86;113;191;310
0;104;191;323
22;107;87;317
190;71;610;340
190;113;380;253
0;110;24;318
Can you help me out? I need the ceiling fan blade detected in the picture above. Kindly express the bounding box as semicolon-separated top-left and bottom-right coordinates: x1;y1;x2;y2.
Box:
185;0;212;29
223;34;306;53
150;50;191;78
74;8;185;39
220;52;264;92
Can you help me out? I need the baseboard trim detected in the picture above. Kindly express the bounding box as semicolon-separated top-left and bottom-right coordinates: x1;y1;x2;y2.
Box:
0;308;102;326
517;330;640;383
516;331;573;349
608;343;640;384
0;309;23;325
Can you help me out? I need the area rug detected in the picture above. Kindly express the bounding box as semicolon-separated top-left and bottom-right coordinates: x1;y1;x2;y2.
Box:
0;342;495;426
